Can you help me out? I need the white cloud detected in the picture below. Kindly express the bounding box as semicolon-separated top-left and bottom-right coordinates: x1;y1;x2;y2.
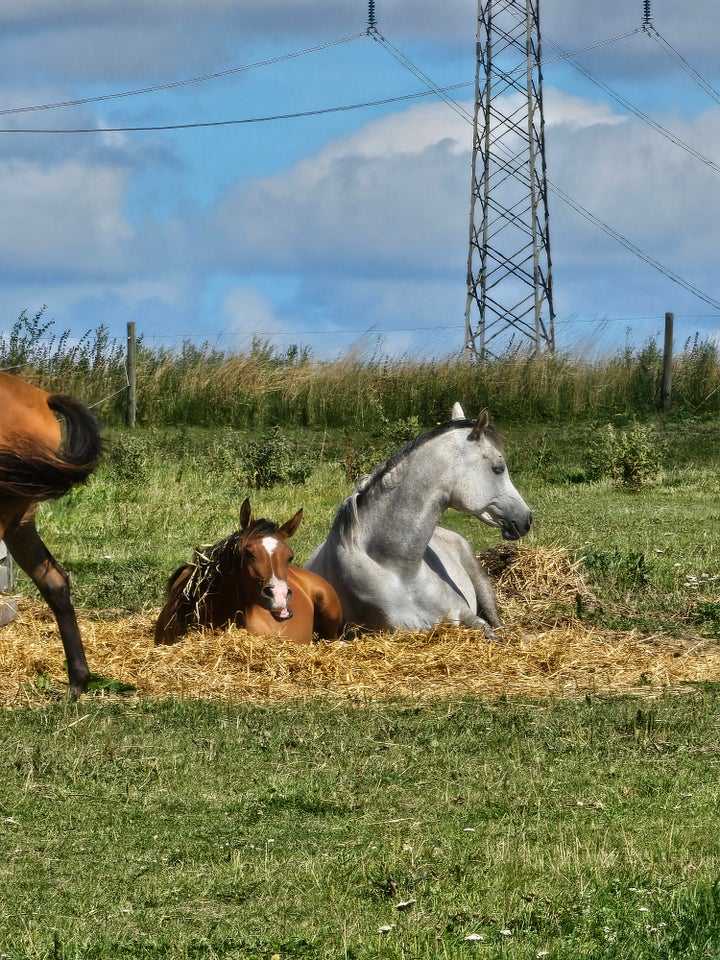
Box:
0;160;134;276
222;286;281;336
207;100;471;276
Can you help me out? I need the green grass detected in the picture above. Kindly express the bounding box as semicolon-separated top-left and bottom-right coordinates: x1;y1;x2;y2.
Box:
3;694;720;958
22;420;720;639
4;411;720;956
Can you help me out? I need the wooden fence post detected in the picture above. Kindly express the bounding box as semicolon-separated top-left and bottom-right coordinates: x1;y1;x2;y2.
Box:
126;321;137;428
661;312;673;413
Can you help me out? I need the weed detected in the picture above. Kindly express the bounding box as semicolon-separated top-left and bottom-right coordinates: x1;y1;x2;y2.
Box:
5;314;720;429
691;601;720;637
344;414;421;481
240;426;316;488
582;548;652;590
587;421;666;490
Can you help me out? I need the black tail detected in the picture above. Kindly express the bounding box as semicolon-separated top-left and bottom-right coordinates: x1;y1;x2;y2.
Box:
0;393;102;502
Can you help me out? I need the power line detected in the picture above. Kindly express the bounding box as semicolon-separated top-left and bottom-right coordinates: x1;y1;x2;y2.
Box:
538;28;720;175
369;31;473;125
0;27;652;135
548;181;720;310
0;83;475;134
645;24;720;108
0;33;367;117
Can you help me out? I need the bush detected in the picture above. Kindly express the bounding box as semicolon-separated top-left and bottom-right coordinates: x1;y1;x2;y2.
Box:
343;415;421;481
240;426;315;488
587;421;665;490
106;432;154;482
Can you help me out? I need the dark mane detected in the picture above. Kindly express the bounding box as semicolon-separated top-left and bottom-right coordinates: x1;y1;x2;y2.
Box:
178;516;283;611
357;418;504;507
334;417;504;545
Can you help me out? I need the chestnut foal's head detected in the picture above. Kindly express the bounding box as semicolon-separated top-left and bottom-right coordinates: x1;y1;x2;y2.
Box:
238;498;303;621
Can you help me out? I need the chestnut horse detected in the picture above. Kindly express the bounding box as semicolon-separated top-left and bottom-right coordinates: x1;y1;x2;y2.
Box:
0;372;102;695
155;498;343;645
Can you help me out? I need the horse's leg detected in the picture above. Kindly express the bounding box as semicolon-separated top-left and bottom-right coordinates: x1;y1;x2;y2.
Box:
3;510;90;696
313;590;343;640
299;570;343;640
434;527;501;631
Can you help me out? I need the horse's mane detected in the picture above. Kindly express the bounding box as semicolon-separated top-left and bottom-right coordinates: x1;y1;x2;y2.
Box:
335;417;504;545
176;517;282;614
157;516;286;638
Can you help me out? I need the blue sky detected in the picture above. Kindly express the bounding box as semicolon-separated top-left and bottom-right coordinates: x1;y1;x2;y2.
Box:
0;0;718;360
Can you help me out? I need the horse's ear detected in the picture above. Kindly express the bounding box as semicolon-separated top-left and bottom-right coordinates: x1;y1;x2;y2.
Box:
451;401;465;419
239;498;253;529
279;508;303;540
469;409;490;440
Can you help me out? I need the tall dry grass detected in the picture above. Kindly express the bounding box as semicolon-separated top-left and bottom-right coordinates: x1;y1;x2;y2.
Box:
2;314;719;429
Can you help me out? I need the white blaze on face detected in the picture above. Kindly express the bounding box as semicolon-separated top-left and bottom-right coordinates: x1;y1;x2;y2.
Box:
262;536;278;558
262;536;291;616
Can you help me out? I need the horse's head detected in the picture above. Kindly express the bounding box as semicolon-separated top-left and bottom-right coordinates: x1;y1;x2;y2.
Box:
238;498;303;620
448;406;533;541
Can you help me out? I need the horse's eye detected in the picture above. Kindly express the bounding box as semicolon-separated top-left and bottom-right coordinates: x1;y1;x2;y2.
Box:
492;462;506;475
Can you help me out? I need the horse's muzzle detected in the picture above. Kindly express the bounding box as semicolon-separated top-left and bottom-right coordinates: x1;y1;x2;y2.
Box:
501;510;533;541
261;583;293;619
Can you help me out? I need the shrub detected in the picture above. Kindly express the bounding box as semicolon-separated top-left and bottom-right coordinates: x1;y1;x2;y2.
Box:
343;415;422;481
586;421;665;490
106;432;154;482
240;426;315;488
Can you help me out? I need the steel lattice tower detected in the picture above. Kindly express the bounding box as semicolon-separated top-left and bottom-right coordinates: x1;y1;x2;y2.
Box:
464;0;555;358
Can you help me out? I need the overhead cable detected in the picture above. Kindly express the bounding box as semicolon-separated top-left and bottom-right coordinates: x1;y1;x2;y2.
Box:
539;31;720;175
645;24;720;107
0;32;367;117
369;31;474;124
374;31;720;312
548;181;720;310
0;83;475;133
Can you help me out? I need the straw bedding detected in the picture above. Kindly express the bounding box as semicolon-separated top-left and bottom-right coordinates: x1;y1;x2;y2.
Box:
1;545;718;706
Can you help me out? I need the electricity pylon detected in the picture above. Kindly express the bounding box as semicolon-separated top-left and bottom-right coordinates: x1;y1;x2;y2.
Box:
464;0;555;358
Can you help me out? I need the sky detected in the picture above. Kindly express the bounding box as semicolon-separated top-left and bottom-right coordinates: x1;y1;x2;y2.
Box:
0;0;719;361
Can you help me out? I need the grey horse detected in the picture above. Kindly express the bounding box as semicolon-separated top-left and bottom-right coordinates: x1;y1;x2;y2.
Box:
306;405;532;636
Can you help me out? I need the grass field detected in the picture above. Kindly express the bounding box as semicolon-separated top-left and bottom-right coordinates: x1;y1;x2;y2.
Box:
4;694;720;959
24;418;720;628
2;412;720;957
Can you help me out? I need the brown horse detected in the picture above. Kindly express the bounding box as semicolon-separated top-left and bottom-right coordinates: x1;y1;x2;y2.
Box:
155;498;343;645
0;372;102;696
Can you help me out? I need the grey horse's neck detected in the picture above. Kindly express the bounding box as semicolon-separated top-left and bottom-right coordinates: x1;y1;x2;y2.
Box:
347;421;466;568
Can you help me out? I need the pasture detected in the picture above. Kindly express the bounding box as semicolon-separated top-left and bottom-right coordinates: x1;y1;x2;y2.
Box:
1;416;720;957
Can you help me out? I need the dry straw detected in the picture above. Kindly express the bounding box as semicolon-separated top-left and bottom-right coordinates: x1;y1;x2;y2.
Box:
1;545;718;707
